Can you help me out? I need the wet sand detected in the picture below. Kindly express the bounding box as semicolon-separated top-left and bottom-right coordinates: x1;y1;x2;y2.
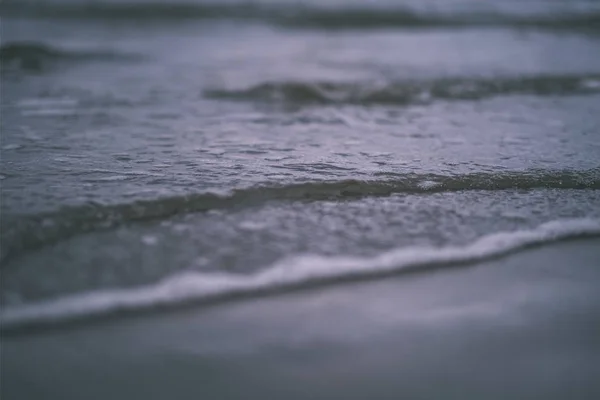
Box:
3;238;600;400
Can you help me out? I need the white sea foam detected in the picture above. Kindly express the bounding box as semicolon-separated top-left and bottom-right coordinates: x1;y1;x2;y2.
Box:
2;218;600;331
417;180;440;190
581;79;600;90
17;98;79;109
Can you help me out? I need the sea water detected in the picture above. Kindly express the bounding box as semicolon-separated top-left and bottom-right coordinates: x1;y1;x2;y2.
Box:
1;0;600;329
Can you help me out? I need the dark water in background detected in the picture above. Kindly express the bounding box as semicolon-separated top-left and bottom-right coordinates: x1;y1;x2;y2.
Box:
1;0;600;329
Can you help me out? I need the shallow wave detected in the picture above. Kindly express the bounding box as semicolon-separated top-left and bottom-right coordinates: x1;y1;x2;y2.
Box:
205;75;600;105
0;41;140;72
2;1;256;20
2;218;600;333
278;8;600;31
4;2;600;32
1;169;598;265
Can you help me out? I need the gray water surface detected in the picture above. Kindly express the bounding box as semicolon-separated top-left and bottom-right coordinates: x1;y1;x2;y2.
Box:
1;0;600;322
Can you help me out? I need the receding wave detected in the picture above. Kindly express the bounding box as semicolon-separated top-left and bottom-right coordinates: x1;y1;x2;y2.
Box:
2;218;600;333
1;169;598;265
0;41;141;72
205;75;600;105
3;2;600;32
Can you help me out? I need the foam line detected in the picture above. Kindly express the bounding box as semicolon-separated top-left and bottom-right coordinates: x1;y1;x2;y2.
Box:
2;218;599;333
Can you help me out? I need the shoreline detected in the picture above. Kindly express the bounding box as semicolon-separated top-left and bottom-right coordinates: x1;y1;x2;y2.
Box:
3;238;600;399
3;218;599;335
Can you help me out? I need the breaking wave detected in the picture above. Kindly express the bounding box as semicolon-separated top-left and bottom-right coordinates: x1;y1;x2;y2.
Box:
2;218;600;333
3;2;600;32
205;75;600;105
0;41;140;72
1;169;598;265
